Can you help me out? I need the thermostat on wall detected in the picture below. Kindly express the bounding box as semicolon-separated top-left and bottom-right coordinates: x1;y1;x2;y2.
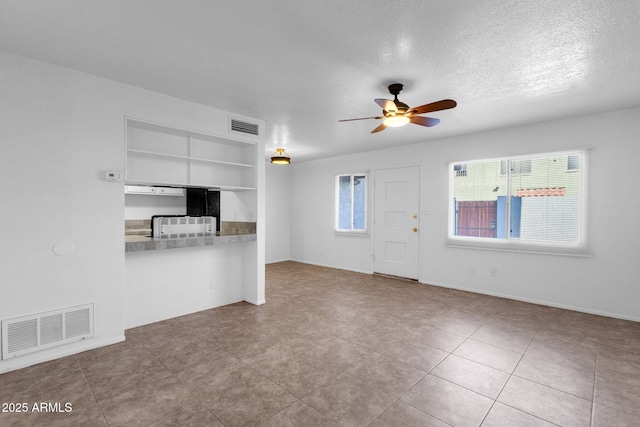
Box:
105;170;124;182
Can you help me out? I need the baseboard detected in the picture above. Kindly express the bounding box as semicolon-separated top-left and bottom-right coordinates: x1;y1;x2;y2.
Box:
0;335;126;374
244;298;266;306
288;258;373;275
422;279;640;323
266;258;291;264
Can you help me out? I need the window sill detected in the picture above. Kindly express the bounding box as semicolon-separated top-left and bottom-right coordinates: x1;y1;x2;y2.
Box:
445;239;592;257
335;230;369;237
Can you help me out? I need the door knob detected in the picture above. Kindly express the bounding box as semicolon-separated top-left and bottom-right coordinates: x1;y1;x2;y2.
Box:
413;227;418;232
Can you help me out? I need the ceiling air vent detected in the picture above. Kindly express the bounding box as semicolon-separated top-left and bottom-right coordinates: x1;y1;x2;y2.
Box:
230;118;259;136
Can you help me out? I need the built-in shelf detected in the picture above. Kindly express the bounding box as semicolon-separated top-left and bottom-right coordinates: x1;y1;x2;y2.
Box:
126;149;255;168
125;118;258;190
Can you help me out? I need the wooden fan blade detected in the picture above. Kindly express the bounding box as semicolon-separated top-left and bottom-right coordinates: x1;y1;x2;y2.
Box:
408;99;457;116
338;116;383;122
410;116;440;127
371;123;387;133
374;98;397;113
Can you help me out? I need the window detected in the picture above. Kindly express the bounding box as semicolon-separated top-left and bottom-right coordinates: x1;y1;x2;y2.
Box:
450;151;587;253
336;174;367;232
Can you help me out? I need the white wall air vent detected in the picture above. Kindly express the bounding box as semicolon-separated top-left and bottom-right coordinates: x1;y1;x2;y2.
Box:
1;303;93;360
230;118;260;136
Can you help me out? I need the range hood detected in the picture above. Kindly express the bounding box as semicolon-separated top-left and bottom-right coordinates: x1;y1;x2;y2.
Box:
125;185;185;196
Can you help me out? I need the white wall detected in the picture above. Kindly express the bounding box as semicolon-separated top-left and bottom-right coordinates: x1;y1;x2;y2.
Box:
265;162;291;263
220;191;256;222
0;50;264;373
125;244;248;328
289;107;640;321
290;154;375;273
124;194;186;219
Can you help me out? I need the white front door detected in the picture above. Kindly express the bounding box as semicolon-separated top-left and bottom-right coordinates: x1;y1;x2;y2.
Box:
374;166;420;280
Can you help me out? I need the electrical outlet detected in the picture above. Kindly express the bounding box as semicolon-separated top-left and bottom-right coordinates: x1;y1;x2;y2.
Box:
469;266;476;275
490;268;498;277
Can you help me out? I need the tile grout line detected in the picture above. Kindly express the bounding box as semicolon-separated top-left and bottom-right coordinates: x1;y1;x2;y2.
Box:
479;320;543;426
390;328;467;427
508;324;600;403
132;331;228;426
240;335;340;425
72;354;111;426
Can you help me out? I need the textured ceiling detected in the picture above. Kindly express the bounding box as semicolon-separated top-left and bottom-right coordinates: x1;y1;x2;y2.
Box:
1;1;639;162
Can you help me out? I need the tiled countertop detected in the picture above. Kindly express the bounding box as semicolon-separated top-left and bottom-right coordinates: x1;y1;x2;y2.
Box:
125;233;256;252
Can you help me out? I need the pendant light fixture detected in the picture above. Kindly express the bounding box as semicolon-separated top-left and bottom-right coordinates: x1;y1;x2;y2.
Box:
270;148;291;164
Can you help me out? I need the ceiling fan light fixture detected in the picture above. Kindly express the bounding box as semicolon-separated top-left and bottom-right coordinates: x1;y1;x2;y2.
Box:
339;83;456;133
270;147;291;164
383;115;410;127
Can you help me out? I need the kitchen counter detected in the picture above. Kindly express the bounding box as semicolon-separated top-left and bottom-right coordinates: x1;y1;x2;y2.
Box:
125;233;256;252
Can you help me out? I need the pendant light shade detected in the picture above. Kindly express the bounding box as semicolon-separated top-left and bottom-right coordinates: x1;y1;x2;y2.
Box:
270;148;291;164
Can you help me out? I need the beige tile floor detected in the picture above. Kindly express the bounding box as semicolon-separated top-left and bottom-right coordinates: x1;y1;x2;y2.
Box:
1;261;639;426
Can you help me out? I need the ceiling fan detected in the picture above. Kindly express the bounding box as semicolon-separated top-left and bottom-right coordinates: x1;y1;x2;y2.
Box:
339;83;457;133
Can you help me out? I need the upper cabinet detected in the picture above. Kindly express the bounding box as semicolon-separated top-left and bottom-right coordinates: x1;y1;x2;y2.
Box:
125;118;259;191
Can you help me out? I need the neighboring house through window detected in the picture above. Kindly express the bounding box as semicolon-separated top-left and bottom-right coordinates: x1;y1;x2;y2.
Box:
567;154;580;171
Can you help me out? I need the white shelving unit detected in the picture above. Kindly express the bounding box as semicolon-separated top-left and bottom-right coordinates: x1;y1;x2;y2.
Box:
125;118;257;191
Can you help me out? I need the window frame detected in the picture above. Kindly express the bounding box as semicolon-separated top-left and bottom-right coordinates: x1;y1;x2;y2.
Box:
335;173;368;235
447;150;590;256
500;159;532;175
